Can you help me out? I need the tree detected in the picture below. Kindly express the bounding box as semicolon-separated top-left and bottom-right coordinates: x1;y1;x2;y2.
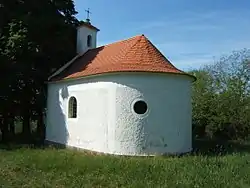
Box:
189;69;215;138
190;49;250;140
0;0;80;143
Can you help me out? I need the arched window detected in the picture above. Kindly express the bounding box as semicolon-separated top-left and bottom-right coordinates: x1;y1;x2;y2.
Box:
68;96;77;118
87;35;92;47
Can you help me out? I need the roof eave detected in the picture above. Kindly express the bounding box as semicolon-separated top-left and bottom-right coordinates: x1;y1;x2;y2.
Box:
77;22;100;32
48;71;197;84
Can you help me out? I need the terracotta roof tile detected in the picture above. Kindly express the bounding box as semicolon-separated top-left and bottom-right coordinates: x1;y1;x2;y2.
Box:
50;35;195;81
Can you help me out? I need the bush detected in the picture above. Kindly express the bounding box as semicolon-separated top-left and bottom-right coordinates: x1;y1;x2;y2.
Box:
190;49;250;140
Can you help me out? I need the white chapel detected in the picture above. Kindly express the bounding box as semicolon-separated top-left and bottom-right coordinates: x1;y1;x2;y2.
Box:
45;18;196;156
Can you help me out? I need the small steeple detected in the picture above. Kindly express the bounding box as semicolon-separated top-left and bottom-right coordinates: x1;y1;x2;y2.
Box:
76;8;99;54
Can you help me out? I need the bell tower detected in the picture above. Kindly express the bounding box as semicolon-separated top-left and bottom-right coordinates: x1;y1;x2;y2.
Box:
76;8;100;54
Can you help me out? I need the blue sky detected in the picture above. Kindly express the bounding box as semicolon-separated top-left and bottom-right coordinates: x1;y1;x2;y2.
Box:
74;0;250;71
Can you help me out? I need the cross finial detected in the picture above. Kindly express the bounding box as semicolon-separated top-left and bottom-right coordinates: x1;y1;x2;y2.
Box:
85;8;91;21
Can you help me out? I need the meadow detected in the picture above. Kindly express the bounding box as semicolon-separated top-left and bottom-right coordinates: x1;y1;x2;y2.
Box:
0;140;250;188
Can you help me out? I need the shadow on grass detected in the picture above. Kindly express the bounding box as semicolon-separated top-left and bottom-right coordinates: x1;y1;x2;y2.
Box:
0;141;66;151
1;137;250;157
191;138;250;156
0;133;66;151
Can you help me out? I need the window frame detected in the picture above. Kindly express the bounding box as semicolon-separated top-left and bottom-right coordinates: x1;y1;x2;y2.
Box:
131;98;149;118
68;96;77;119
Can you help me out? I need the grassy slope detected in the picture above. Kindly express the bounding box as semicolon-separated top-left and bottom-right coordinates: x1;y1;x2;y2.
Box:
0;146;250;188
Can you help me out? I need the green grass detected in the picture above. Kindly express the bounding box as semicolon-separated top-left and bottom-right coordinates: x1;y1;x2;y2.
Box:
0;142;250;188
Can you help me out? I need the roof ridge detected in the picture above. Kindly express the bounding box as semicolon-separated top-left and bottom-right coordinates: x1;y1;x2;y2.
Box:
139;36;185;72
96;34;144;49
120;35;145;62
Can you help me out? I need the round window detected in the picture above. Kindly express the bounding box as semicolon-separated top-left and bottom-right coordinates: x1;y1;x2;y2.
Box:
133;100;148;115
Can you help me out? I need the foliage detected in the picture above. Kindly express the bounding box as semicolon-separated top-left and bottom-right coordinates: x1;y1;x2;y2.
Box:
0;0;80;143
190;49;250;140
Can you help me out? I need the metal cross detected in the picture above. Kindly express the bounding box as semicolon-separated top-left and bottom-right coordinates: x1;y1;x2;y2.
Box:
85;8;92;20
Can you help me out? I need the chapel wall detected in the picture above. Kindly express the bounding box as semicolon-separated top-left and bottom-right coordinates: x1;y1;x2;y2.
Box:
46;72;193;155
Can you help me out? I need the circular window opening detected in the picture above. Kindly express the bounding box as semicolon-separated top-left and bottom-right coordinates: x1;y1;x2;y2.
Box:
133;100;148;115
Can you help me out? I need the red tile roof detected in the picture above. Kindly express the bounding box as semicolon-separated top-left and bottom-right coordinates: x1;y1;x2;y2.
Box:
50;35;195;81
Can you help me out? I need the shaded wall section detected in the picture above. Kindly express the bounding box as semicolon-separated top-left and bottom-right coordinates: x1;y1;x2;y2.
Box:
46;84;69;144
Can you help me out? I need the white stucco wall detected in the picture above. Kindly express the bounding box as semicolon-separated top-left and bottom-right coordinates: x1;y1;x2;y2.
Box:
46;72;193;156
76;25;97;54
